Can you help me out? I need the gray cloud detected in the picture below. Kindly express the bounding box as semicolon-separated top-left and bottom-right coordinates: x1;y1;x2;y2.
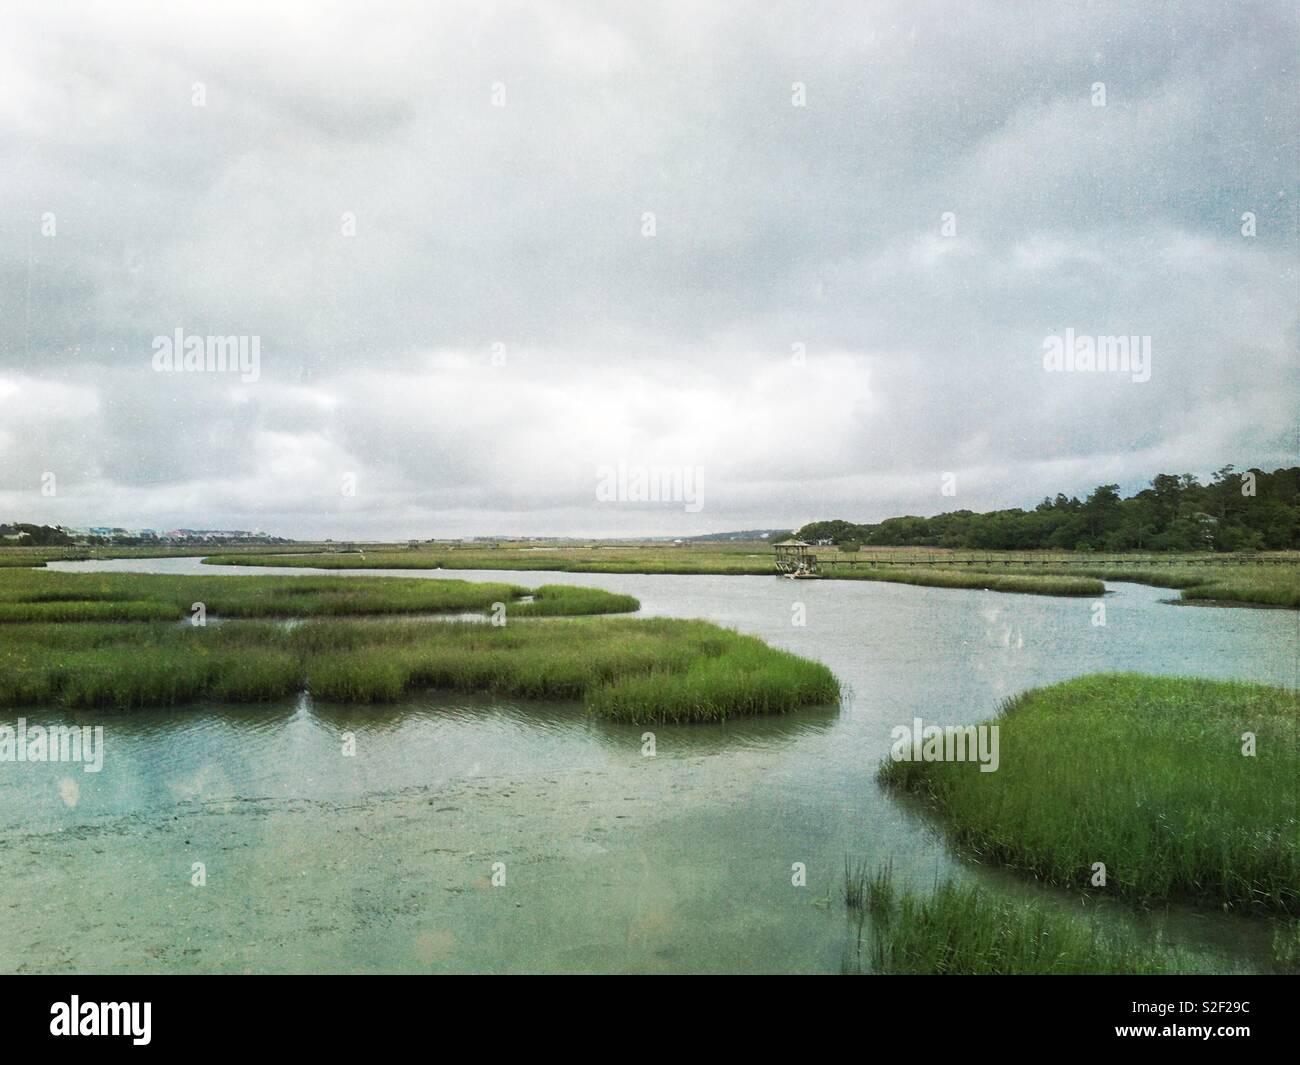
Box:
1;0;1296;537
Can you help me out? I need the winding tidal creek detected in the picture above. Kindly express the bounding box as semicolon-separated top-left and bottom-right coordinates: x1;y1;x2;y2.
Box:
0;557;1294;973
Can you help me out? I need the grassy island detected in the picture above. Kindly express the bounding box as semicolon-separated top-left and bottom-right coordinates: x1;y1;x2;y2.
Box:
201;548;1109;597
0;616;838;722
879;674;1300;913
195;545;1300;606
0;569;837;721
0;569;637;622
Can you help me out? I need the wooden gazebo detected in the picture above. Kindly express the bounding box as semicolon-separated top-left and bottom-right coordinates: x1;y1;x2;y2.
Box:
774;539;818;577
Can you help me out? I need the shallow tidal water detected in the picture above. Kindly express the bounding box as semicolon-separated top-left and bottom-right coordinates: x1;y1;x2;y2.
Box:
1;557;1295;973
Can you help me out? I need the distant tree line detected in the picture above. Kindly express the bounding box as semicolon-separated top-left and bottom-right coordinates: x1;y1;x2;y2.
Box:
796;467;1300;552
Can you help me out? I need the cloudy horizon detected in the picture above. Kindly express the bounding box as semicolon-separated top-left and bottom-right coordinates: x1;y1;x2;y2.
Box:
1;1;1296;539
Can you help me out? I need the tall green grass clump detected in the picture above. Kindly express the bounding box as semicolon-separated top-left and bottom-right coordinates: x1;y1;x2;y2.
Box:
1178;571;1300;609
585;633;839;722
1273;919;1300;972
207;548;1111;597
0;623;302;709
0;569;638;622
505;584;641;617
843;857;895;922
0;598;177;622
204;548;775;576
859;875;1189;975
1020;563;1300;609
299;619;838;721
829;566;1104;596
879;674;1300;913
0;616;838;721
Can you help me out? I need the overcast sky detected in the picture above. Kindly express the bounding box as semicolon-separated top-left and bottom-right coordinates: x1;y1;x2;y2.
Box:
1;1;1296;538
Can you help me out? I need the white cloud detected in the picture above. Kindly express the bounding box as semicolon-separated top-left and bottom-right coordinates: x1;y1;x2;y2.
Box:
0;1;1295;535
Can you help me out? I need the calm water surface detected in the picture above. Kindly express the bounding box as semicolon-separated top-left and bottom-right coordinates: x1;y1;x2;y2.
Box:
0;557;1294;972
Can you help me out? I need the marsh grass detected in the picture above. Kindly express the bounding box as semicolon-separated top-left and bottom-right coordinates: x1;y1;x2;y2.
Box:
1273;920;1300;972
861;874;1190;975
208;548;1115;597
0;569;637;622
823;566;1104;596
843;856;869;911
14;542;1299;606
205;547;777;576
1177;572;1300;608
866;859;896;923
1019;563;1300;609
504;584;641;617
585;636;839;722
0;616;839;721
842;857;896;923
0;544;320;568
879;674;1300;913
